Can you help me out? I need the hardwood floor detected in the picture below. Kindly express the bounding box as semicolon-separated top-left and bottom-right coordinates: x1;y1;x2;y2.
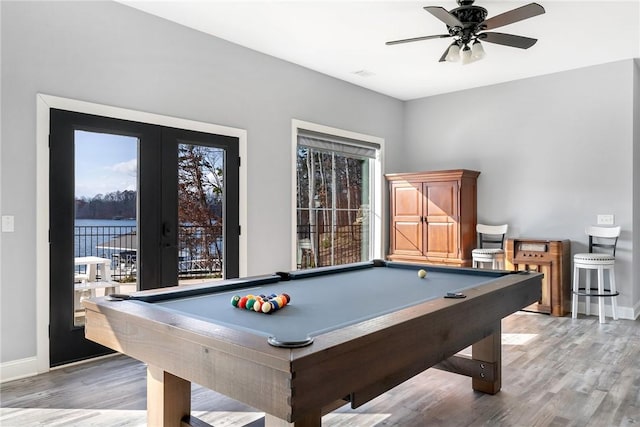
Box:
2;312;639;426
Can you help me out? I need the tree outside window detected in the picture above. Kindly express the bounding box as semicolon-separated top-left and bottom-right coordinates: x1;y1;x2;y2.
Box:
296;140;374;269
178;144;224;277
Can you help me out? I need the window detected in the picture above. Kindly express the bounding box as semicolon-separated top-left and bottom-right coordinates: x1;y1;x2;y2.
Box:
293;122;383;269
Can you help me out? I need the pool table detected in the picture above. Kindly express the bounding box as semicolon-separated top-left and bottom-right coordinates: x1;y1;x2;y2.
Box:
83;260;542;427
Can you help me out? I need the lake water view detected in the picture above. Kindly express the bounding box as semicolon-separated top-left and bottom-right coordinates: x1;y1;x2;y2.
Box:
75;219;136;258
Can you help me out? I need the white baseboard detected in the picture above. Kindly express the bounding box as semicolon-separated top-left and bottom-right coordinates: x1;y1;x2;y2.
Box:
0;356;39;383
0;353;121;384
631;300;640;320
576;302;637;320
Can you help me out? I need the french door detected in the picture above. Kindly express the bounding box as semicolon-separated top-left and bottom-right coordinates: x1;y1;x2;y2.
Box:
49;109;239;366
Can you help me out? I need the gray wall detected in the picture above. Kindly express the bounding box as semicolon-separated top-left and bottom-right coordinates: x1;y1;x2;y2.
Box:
403;60;637;312
0;1;404;363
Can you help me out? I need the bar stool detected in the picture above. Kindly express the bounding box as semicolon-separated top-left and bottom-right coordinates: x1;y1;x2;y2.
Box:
572;226;621;323
472;224;508;269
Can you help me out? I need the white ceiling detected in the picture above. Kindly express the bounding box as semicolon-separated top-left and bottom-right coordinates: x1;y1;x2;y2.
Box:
120;0;639;100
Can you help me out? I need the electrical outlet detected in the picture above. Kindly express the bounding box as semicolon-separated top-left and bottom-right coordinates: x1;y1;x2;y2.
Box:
1;215;15;232
597;214;614;225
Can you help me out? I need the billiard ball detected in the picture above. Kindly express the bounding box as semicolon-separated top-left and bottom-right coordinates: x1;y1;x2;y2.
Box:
238;296;248;309
253;300;262;312
231;295;240;307
418;269;427;278
262;302;273;313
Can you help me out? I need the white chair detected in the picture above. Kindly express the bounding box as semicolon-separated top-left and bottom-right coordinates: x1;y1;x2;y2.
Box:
472;224;508;269
572;226;620;323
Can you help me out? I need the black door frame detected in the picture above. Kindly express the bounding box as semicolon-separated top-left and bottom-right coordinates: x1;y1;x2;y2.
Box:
49;109;239;366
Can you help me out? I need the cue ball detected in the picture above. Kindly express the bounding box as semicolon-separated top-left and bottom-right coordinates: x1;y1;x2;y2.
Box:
418;269;427;278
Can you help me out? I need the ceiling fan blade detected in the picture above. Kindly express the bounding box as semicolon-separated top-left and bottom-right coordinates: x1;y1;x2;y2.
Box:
480;3;545;31
424;6;464;29
439;42;457;62
386;34;451;46
480;32;538;49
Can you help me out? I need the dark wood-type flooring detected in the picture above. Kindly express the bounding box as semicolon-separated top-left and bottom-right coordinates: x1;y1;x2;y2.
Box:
2;312;639;426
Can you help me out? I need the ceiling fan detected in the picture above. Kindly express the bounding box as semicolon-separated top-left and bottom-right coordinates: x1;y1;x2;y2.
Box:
386;0;545;64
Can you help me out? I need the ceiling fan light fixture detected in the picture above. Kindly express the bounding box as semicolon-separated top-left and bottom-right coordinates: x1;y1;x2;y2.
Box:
472;40;485;60
445;43;461;62
461;45;473;64
386;1;546;64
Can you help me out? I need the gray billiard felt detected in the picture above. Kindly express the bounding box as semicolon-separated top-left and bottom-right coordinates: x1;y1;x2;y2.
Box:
148;266;497;345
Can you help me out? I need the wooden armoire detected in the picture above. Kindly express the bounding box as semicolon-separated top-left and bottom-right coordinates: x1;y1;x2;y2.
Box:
386;169;480;267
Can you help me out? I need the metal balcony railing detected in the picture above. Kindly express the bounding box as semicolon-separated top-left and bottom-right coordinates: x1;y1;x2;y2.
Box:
296;223;365;269
74;224;222;281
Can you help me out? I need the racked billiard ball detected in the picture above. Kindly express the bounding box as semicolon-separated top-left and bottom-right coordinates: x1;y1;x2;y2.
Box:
261;302;273;313
238;296;248;309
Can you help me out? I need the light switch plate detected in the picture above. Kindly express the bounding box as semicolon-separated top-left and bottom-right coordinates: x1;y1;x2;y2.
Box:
1;215;15;232
597;214;614;225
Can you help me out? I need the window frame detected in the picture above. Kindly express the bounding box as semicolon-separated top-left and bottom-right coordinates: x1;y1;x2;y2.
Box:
291;119;384;269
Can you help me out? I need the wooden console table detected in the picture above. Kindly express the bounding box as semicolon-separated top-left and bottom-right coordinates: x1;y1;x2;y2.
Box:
505;239;571;316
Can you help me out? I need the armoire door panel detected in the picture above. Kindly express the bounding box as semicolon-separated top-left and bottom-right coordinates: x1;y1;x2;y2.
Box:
393;222;423;255
393;184;422;217
425;222;455;257
425;182;458;218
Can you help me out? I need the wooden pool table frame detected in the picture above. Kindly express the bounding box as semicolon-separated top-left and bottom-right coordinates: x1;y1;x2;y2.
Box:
84;266;542;427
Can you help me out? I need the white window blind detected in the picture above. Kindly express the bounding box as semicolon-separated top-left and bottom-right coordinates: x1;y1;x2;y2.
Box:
297;129;379;159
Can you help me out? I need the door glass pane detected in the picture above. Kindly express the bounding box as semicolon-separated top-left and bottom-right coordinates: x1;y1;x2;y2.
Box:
296;147;371;269
74;131;138;326
178;143;225;285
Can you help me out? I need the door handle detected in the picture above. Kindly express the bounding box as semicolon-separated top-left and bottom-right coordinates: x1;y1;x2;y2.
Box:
162;222;178;248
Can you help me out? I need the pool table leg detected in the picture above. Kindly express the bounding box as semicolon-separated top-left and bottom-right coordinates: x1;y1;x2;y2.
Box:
264;410;321;427
471;321;502;394
147;365;191;426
